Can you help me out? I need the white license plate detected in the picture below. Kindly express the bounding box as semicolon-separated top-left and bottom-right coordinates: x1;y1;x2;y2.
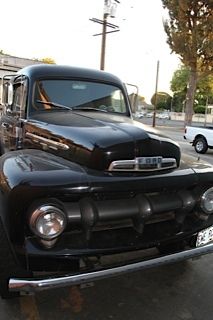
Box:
196;226;213;247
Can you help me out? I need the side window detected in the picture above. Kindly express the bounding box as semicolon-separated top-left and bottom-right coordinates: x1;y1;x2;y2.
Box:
111;89;126;113
12;83;25;113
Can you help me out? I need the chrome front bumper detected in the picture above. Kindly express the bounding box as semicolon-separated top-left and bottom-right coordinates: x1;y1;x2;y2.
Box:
9;243;213;293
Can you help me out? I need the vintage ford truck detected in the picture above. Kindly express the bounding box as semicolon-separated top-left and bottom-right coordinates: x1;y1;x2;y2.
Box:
0;64;213;298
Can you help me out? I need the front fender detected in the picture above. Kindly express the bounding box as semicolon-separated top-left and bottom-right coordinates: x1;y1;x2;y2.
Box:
0;149;89;241
0;149;89;190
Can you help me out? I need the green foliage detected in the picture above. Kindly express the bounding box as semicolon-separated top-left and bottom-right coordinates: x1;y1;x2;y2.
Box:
194;105;206;114
41;57;56;64
0;49;9;55
170;65;213;111
197;74;213;104
151;92;172;110
171;92;185;112
170;65;189;93
138;95;145;104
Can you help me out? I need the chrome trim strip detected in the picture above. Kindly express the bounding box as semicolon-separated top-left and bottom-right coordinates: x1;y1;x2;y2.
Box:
26;132;69;150
9;243;213;293
108;157;177;172
108;159;135;171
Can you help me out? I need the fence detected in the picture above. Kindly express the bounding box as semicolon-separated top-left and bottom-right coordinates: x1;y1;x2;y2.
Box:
170;112;213;124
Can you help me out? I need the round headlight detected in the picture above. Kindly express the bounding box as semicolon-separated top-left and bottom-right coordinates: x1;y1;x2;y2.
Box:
29;205;66;240
201;187;213;214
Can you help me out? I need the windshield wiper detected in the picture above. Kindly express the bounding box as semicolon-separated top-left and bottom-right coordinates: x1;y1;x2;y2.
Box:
71;107;107;112
36;101;108;113
36;100;72;110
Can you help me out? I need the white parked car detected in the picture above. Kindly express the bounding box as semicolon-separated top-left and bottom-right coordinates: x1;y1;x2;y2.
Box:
146;112;153;118
158;113;170;120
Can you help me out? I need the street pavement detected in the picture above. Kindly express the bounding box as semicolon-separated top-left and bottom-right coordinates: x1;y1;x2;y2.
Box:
1;256;213;320
1;119;213;320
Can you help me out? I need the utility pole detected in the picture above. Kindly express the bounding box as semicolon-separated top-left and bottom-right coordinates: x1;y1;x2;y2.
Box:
204;96;209;127
100;12;107;70
90;0;120;71
152;60;160;127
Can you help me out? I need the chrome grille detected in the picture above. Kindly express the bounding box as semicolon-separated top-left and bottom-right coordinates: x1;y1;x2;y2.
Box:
108;156;177;172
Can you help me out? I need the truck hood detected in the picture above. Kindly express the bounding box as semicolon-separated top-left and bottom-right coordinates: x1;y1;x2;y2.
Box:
25;111;181;171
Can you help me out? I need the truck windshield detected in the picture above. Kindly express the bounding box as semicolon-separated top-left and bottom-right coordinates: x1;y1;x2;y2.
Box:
32;79;128;114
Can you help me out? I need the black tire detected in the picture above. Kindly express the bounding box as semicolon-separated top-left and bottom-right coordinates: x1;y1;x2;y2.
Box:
194;137;208;154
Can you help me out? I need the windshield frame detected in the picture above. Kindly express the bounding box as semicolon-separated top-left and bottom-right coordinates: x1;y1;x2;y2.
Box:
31;78;131;116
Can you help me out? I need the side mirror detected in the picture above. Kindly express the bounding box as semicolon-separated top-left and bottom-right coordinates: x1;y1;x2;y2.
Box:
0;81;13;113
125;83;139;113
1;74;15;107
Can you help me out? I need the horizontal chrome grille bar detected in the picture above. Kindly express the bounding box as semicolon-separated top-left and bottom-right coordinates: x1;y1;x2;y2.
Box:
108;157;177;172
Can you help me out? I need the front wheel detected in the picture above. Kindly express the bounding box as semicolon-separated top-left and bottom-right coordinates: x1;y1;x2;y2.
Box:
194;137;208;154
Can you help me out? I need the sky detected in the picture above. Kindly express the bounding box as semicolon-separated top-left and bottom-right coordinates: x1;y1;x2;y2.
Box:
0;0;181;103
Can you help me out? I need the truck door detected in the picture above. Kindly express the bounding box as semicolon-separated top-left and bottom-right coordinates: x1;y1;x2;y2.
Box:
0;79;27;154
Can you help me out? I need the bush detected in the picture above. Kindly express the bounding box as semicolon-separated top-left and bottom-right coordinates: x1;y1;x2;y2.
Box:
194;105;206;114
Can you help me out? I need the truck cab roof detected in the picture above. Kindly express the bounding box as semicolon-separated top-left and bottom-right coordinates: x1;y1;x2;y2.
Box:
17;64;124;87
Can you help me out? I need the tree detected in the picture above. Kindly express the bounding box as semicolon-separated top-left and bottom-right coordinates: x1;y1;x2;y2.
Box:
162;0;213;125
170;65;189;93
151;92;172;110
170;64;213;111
172;92;186;112
138;95;145;104
41;57;56;64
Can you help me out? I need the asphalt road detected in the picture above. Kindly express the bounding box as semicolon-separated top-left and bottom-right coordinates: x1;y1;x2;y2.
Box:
2;257;213;320
1;119;213;320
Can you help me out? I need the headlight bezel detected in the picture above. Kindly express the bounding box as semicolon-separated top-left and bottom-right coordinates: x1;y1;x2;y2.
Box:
200;187;213;215
29;204;67;240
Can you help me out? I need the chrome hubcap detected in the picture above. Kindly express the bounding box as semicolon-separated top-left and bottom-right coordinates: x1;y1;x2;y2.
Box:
196;141;204;152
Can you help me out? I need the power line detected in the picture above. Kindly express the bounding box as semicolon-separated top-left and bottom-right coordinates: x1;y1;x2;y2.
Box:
90;0;120;70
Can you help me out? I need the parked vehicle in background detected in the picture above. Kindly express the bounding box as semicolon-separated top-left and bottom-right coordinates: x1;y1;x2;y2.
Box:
1;65;213;299
158;112;170;120
146;112;153;118
135;111;145;118
184;125;213;154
